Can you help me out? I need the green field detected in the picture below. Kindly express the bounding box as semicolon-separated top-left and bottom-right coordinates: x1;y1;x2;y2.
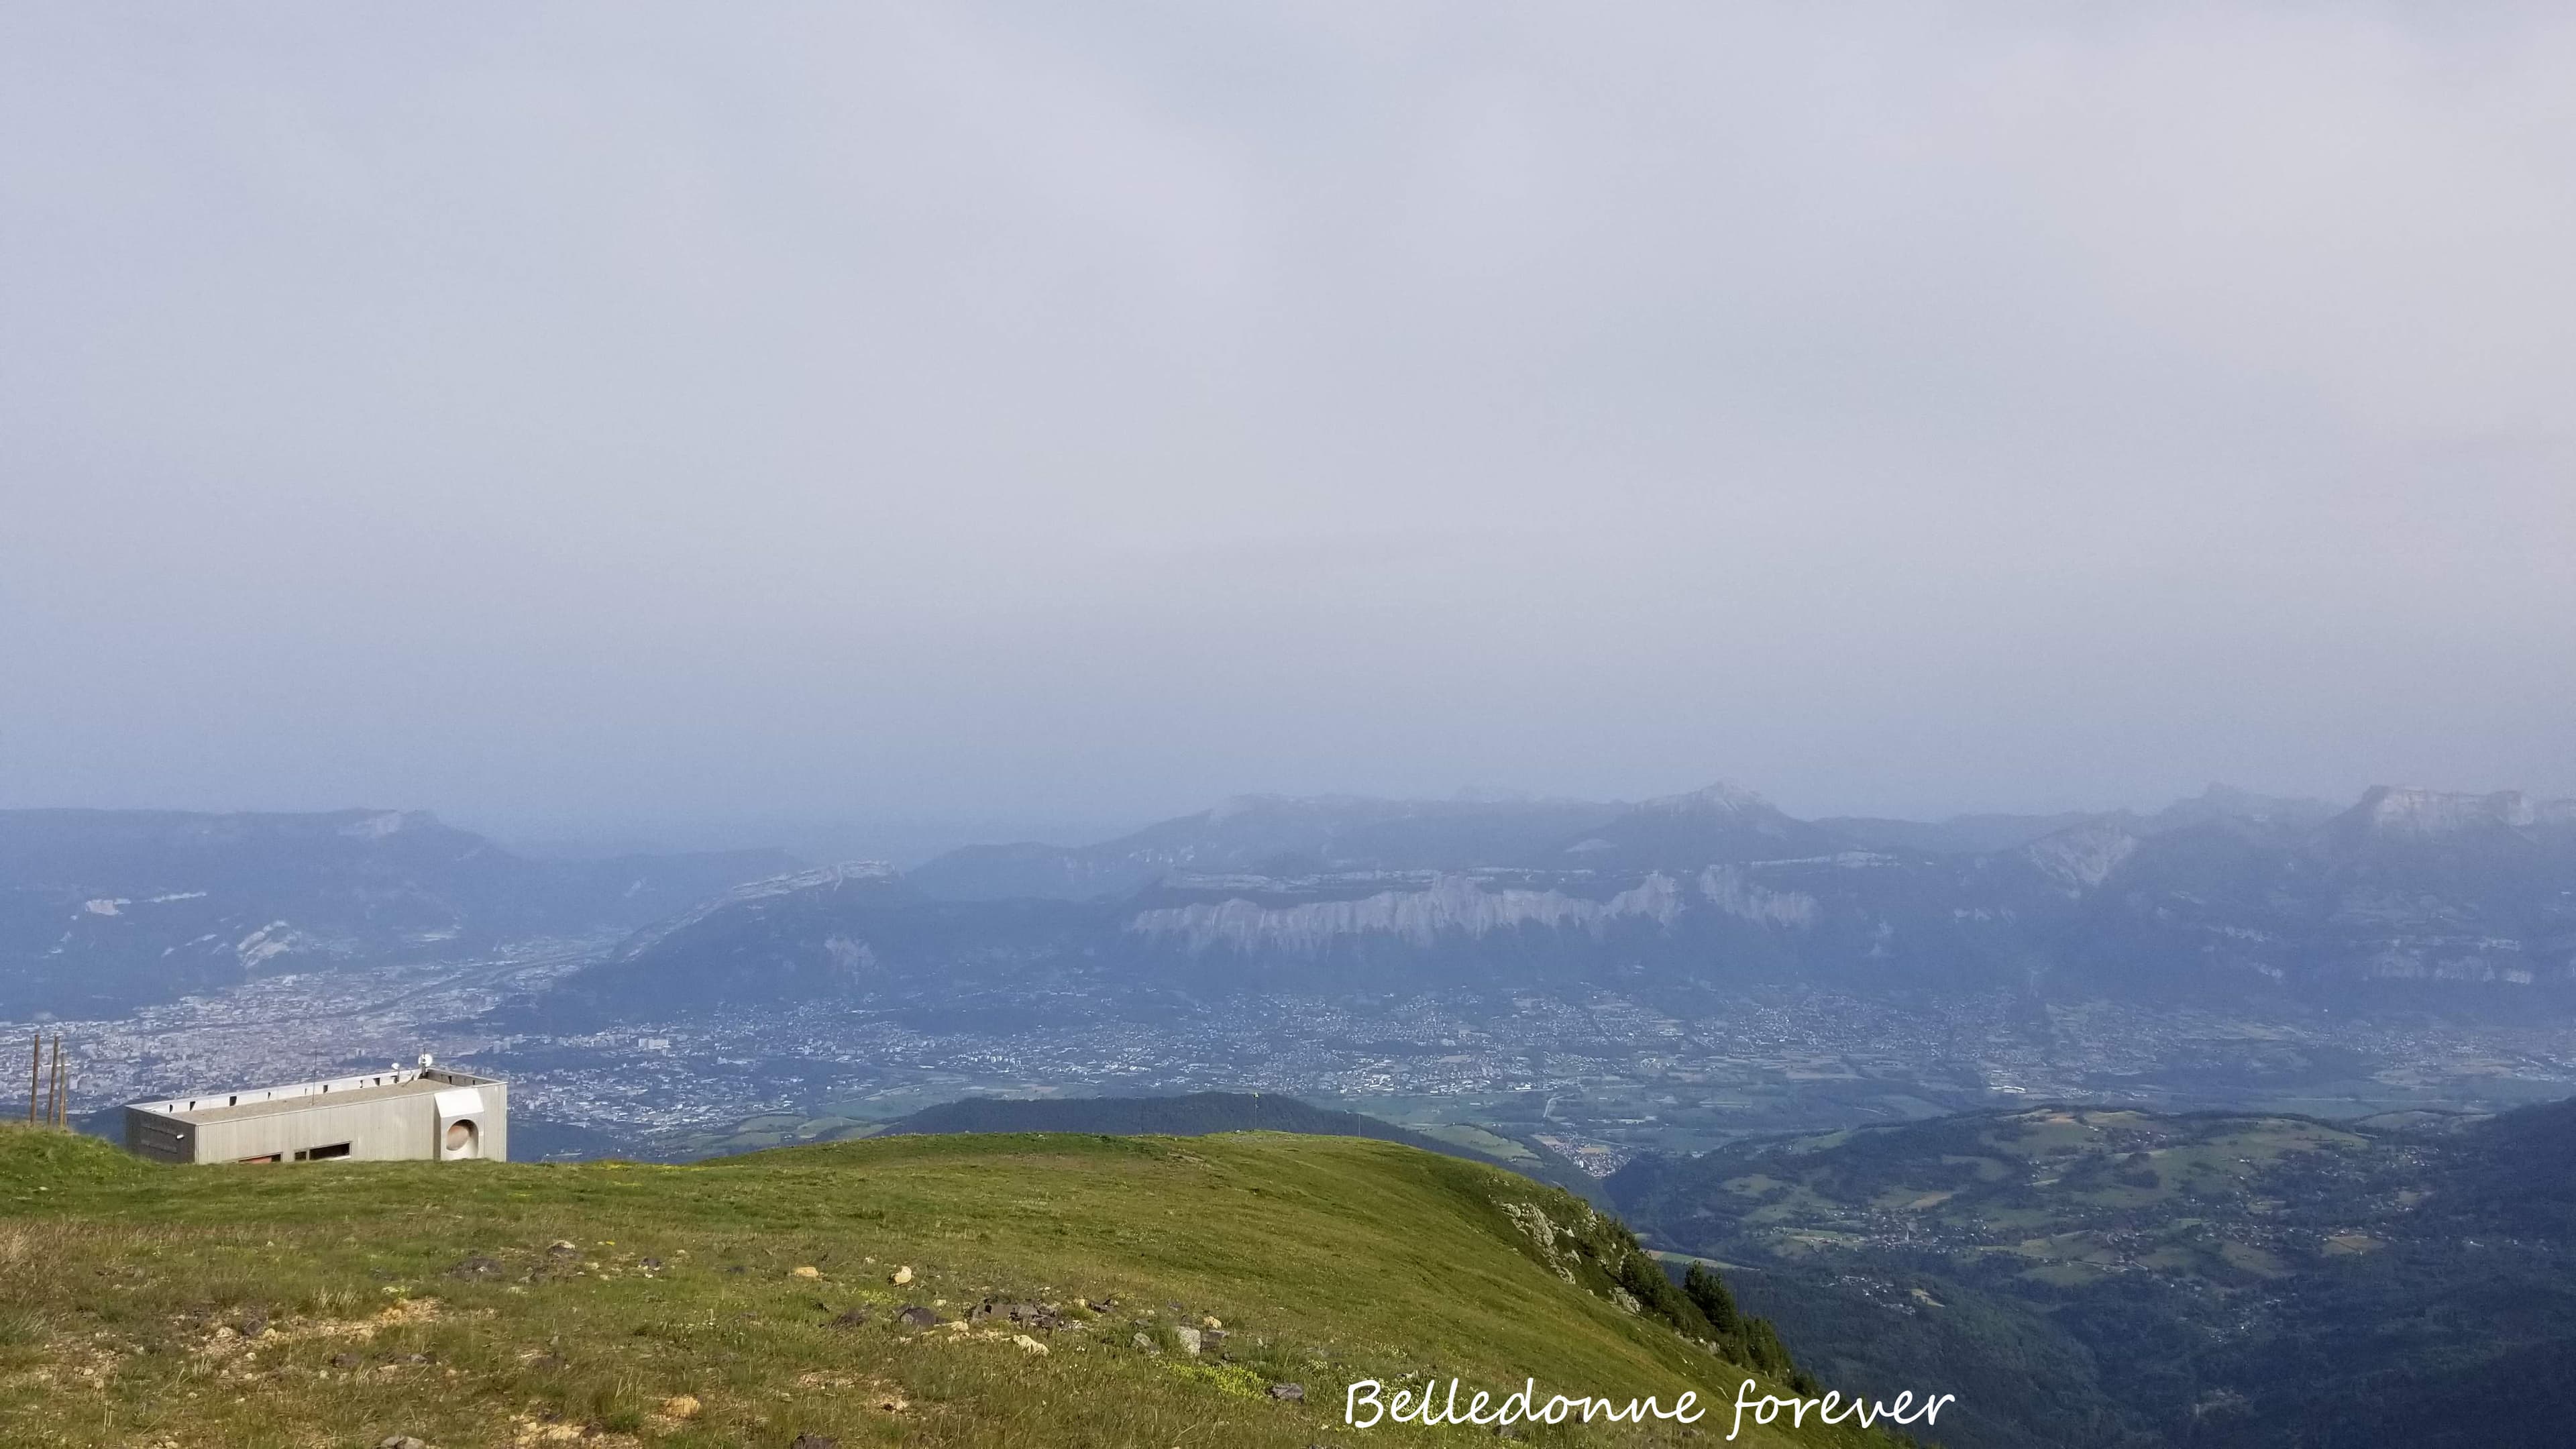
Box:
1;1124;1896;1448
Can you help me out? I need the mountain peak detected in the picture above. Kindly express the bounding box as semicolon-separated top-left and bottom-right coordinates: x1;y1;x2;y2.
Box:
1636;782;1779;816
1204;793;1357;824
2151;784;2337;835
335;808;442;840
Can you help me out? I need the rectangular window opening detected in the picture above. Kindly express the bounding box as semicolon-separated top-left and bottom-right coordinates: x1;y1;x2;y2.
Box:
290;1142;352;1162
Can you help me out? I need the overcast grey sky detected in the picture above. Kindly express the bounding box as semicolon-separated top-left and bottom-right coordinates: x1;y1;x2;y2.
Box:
3;3;2572;846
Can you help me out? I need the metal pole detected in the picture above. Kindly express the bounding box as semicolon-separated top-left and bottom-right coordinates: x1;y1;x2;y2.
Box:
24;1034;35;1125
46;1035;61;1128
53;1037;67;1127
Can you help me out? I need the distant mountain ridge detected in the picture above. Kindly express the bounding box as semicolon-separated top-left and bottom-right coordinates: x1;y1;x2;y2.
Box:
19;782;2573;1025
533;780;2576;1021
905;782;2387;903
0;808;800;1018
905;793;1626;902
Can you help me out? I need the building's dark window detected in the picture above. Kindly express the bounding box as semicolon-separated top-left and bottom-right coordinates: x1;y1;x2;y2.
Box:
291;1142;352;1161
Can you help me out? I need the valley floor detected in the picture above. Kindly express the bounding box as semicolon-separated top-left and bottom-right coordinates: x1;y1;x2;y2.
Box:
16;953;2576;1173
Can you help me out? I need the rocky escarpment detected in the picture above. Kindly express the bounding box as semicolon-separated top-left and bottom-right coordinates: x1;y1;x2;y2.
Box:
531;781;2576;1018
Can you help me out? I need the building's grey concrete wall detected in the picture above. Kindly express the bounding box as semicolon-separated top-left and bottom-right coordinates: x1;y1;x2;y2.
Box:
124;1108;194;1164
125;1072;508;1165
194;1093;441;1163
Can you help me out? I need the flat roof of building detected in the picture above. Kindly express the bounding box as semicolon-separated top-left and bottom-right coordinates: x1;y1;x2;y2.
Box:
131;1067;502;1125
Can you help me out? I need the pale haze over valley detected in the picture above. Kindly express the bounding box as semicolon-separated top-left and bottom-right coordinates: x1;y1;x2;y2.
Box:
5;4;2573;851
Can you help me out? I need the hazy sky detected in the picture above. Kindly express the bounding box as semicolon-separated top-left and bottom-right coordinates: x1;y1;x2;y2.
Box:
5;3;2573;848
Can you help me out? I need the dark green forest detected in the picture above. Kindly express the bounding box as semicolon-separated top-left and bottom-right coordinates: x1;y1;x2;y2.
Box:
1619;1099;2576;1448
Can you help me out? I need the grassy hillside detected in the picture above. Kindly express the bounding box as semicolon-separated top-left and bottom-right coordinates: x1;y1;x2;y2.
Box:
877;1091;1608;1201
549;1098;1608;1216
652;1091;1604;1203
0;1124;1898;1448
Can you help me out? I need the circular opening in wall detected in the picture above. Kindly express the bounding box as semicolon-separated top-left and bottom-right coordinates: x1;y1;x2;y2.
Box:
445;1120;478;1156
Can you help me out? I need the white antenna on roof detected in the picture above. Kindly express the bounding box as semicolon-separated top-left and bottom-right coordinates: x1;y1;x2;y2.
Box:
417;1052;435;1070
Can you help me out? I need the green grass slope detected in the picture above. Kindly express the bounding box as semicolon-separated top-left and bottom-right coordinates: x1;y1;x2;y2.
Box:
871;1091;1609;1201
1;1124;1900;1448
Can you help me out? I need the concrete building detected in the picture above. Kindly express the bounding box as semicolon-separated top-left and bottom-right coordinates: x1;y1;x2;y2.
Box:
124;1057;506;1165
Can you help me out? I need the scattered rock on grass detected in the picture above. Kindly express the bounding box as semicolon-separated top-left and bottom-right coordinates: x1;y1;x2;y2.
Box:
789;1434;837;1449
659;1395;700;1419
896;1305;944;1328
890;1265;914;1285
968;1299;1064;1331
1012;1334;1049;1355
829;1306;871;1328
378;1436;428;1449
1269;1383;1305;1401
792;1265;821;1279
447;1256;505;1280
1173;1326;1203;1356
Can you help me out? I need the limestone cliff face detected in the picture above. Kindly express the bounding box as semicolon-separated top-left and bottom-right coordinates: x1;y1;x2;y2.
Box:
2340;785;2576;839
2023;821;2141;895
1125;871;1690;954
1695;865;1822;927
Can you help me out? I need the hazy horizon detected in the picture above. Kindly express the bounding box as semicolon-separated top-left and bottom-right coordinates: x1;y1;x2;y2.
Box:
8;5;2572;835
458;773;2554;869
1;773;2542;873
